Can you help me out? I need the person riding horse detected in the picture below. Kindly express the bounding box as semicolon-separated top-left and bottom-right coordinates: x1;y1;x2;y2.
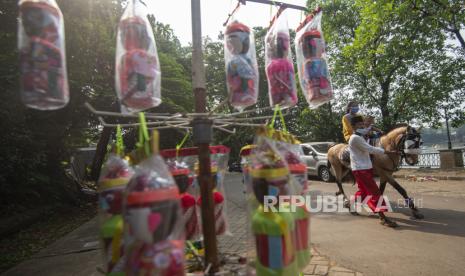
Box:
342;101;361;142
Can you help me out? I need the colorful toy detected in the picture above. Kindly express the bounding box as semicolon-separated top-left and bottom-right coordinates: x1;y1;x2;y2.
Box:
116;0;161;113
169;165;200;240
250;158;298;275
98;155;134;275
18;0;69;110
160;146;231;239
225;21;259;110
196;164;227;236
295;11;333;108
265;15;297;108
124;155;185;276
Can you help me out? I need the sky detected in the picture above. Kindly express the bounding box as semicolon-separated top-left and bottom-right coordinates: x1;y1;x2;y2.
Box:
147;0;309;45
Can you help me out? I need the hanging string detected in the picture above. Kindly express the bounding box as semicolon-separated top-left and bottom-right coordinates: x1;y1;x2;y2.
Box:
296;6;322;33
268;4;286;29
268;105;287;132
136;112;150;157
223;1;241;26
116;124;124;157
176;131;190;158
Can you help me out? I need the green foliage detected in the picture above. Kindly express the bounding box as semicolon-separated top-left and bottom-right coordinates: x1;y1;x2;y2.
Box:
311;0;465;130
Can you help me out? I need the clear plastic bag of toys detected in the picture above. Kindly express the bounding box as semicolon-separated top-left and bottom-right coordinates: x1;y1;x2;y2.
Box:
123;154;185;275
18;0;69;110
165;158;201;241
224;17;259;111
274;139;311;270
98;154;134;275
265;13;297;108
295;10;333;109
115;0;161;113
161;146;232;238
246;127;300;275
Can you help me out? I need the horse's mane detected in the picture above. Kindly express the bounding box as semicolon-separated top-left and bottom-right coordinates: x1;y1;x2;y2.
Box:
380;126;407;150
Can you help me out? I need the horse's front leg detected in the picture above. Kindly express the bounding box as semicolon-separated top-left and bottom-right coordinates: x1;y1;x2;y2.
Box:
386;175;424;219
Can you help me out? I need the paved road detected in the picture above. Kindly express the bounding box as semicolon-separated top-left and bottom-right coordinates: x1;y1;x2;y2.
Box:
222;172;465;276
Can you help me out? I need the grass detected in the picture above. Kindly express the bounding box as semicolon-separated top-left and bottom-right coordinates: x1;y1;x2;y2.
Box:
0;202;97;273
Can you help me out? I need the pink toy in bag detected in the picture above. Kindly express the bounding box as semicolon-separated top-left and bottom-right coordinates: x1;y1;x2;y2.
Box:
224;19;259;111
124;155;185;276
116;0;161;113
295;10;333;108
18;0;69;110
265;12;297;108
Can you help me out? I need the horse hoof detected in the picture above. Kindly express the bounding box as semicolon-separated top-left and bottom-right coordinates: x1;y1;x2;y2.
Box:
411;211;424;220
335;191;342;196
350;211;359;216
380;218;398;228
343;200;350;209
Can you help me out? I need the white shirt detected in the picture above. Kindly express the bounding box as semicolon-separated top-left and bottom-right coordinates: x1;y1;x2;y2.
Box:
348;134;385;171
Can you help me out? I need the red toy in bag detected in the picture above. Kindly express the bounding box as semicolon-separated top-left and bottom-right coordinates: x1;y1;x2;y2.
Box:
224;20;259;111
124;155;185;276
265;13;297;108
18;0;69;110
167;161;200;240
116;0;161;113
161;146;231;238
295;10;333;108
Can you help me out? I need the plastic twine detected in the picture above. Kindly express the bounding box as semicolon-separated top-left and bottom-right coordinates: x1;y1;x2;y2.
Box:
268;105;287;132
176;131;190;159
116;124;124;157
137;112;150;157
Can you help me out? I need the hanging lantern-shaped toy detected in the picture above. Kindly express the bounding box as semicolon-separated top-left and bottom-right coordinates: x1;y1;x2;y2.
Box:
18;0;69;110
224;20;259;111
116;0;161;113
124;155;185;276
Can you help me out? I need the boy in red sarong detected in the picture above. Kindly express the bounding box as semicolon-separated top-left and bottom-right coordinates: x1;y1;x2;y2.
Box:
349;115;398;228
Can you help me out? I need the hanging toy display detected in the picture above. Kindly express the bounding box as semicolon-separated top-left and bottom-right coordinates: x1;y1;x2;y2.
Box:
195;163;227;236
160;145;232;238
98;153;134;275
265;12;297;108
124;142;185;275
167;161;200;240
295;9;333;109
275;138;311;270
116;0;161;113
247;127;298;276
224;20;259;111
18;0;69;110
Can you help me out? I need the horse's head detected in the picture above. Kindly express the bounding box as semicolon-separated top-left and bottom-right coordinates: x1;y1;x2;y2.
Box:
396;126;423;165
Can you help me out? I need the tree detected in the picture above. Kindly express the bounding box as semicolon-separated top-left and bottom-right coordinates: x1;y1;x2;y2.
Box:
311;0;465;130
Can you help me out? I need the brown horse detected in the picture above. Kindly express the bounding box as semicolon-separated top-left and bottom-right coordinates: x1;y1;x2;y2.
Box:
327;126;424;219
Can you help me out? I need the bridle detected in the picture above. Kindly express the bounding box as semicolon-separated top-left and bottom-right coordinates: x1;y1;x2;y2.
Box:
396;129;422;166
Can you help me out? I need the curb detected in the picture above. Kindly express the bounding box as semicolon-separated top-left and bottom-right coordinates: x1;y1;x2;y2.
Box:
393;174;465;181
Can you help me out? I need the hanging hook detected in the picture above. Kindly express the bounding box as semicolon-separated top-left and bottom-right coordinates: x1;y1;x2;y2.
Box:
223;1;242;26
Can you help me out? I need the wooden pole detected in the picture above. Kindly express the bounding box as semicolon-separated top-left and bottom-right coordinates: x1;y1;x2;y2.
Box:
191;0;219;273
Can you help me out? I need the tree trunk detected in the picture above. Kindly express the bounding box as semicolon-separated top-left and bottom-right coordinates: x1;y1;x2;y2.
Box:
452;29;465;50
90;126;113;181
379;82;393;130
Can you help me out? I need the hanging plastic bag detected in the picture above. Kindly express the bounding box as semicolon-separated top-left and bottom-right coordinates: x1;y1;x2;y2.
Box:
161;146;232;238
98;153;134;275
265;12;297;108
295;10;333;108
98;125;134;275
166;160;200;241
18;0;69;110
123;127;185;275
224;18;259;111
247;127;299;276
275;138;311;270
116;0;161;113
